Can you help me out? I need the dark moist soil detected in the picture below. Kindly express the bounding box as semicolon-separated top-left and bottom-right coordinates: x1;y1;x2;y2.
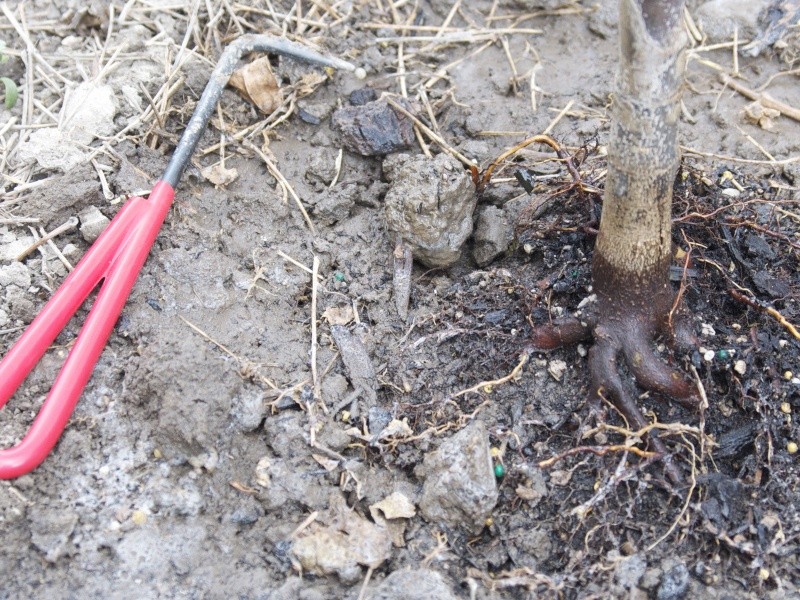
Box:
1;1;799;599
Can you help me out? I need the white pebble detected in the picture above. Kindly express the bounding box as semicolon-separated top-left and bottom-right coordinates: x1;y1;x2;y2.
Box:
703;350;715;362
733;360;746;375
354;67;367;80
548;359;568;382
700;323;716;337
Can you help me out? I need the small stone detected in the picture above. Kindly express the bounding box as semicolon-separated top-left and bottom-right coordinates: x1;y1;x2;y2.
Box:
547;359;568;381
29;509;78;563
0;261;32;288
615;554;647;589
703;350;715;362
780;402;791;414
62;243;80;260
733;360;747;375
657;563;690;600
79;206;111;243
418;420;498;534
348;87;377;106
368;406;393;437
230;390;267;432
368;568;459;600
332;98;415;156
785;371;794;380
721;188;740;198
787;442;798;454
472;205;513;267
695;0;771;43
255;456;271;487
383;153;476;268
700;323;716;337
187;448;218;471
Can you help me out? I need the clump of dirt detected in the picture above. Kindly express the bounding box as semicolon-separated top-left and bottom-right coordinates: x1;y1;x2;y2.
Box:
1;1;799;599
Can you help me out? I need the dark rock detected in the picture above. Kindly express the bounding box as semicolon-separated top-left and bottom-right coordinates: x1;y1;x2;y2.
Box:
349;87;378;106
744;234;776;259
752;269;790;298
297;107;321;125
332;98;416;156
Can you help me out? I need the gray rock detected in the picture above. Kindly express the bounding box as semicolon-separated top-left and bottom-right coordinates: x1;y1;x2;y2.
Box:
695;0;771;43
332;98;416;156
506;526;552;569
419;420;498;533
657;562;690;600
330;324;377;407
384;153;476;268
79;205;111;243
311;187;354;226
0;261;31;289
304;147;340;186
472;205;513;266
368;568;458;600
615;554;647;589
499;0;572;9
29;508;78;562
368;406;393;437
231;389;266;432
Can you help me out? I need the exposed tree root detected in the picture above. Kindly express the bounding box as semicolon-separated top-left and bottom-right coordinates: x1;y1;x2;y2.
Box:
530;302;699;485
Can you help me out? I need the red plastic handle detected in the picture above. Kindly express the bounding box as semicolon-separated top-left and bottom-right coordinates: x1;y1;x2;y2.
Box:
0;180;174;478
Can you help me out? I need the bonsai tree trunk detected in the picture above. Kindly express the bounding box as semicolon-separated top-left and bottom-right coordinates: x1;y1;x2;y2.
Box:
531;0;698;482
591;0;696;413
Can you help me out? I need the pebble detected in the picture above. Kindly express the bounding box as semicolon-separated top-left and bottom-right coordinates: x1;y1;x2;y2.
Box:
0;261;32;288
79;206;111;243
366;568;459;600
383;153;476;268
331;97;415;156
733;360;747;375
694;0;771;43
547;359;568;382
28;508;78;563
656;562;689;600
472;205;513;267
418;420;498;534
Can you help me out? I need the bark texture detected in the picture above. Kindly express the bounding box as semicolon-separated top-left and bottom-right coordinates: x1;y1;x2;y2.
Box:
530;0;695;484
594;0;686;294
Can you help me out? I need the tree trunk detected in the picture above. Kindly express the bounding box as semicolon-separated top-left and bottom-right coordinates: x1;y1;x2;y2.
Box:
593;0;687;326
528;0;697;483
